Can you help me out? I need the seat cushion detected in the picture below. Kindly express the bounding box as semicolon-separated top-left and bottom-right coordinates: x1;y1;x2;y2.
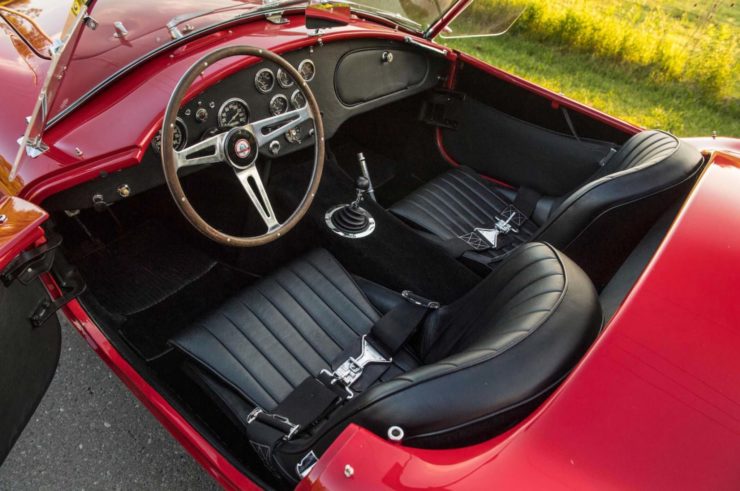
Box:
169;249;417;411
389;166;538;259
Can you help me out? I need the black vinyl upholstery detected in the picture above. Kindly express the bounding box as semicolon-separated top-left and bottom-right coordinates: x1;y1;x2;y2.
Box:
389;130;703;277
170;249;416;411
170;244;601;481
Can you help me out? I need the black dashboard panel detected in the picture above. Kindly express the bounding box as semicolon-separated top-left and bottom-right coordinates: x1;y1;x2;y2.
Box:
44;38;446;212
335;48;429;105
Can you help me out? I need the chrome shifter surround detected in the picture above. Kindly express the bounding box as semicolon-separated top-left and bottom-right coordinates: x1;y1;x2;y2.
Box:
324;204;376;238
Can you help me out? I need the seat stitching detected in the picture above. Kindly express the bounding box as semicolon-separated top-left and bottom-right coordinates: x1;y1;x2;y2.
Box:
503;288;565;312
414;193;471;235
274;272;357;344
253;285;336;365
248;286;322;373
274;271;354;354
440;176;501;222
199;322;279;406
404;200;460;237
418;186;481;230
448;171;509;208
283;268;365;338
301;259;376;326
220;309;297;390
426;181;490;225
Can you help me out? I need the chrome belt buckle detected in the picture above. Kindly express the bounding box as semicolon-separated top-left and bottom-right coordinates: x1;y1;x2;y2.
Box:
322;336;391;395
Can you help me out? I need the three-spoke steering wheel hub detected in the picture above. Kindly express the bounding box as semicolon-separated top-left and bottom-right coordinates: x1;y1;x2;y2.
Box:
225;128;258;169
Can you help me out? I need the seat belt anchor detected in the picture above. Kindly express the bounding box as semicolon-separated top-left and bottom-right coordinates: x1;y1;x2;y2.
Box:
246;407;301;440
401;290;440;309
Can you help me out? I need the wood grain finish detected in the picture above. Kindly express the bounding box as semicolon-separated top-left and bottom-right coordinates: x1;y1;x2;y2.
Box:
0;195;47;255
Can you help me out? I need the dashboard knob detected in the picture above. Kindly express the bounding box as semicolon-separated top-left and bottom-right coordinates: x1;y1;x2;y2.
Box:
269;140;281;155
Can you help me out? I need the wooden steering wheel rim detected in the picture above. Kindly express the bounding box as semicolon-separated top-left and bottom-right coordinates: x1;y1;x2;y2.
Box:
161;45;325;247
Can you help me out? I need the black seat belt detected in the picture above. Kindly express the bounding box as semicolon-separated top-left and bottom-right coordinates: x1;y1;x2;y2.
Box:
244;292;437;466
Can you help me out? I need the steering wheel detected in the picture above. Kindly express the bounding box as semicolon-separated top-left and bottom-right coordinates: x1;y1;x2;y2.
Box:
161;46;325;247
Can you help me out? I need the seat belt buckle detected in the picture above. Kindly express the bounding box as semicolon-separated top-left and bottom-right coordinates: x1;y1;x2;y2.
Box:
246;407;301;440
320;335;391;397
401;290;440;309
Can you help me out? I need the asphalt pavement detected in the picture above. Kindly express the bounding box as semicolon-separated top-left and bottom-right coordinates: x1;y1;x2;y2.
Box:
0;316;220;491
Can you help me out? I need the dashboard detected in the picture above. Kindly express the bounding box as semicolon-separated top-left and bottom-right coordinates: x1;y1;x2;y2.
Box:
44;38;447;211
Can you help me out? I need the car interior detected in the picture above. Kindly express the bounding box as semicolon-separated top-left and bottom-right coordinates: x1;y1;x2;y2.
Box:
39;38;705;488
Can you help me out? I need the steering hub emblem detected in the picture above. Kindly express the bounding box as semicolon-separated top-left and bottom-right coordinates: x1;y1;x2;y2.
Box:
225;128;258;169
234;138;251;159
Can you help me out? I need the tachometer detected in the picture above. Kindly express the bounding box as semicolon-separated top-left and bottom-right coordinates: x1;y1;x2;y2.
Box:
218;98;249;127
269;94;289;116
255;68;275;94
298;59;315;82
151;117;188;154
290;90;306;109
276;68;294;88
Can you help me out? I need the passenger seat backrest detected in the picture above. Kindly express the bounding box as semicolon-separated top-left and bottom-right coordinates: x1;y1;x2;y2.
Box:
536;130;703;288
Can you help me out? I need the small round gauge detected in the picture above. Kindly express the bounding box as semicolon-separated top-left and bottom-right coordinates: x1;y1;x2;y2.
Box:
218;98;249;127
269;94;289;116
290;90;306;109
276;68;294;88
298;59;315;82
151;117;188;154
255;68;275;94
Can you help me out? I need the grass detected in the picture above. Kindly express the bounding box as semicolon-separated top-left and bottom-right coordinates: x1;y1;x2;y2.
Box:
442;0;739;137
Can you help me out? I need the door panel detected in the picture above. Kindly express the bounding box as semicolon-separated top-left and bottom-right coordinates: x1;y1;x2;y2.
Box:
441;98;614;196
0;196;60;465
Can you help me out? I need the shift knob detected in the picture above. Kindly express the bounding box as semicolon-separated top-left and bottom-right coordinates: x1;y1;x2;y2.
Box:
356;176;370;192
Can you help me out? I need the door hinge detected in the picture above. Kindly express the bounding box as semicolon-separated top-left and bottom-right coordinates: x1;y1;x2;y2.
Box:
31;266;86;328
1;233;62;286
419;89;466;129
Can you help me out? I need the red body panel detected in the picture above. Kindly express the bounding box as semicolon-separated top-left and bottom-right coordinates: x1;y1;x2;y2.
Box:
2;4;739;489
300;153;740;490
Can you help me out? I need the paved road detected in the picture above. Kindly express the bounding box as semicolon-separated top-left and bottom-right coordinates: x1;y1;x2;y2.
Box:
0;317;220;491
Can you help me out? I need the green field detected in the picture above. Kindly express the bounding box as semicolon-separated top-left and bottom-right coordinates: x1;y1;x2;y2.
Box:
443;0;739;137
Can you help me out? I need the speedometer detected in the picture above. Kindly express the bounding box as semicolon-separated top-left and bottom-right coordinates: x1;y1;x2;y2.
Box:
218;98;249;127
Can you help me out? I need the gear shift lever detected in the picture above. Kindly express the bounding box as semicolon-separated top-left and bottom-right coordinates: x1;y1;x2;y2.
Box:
351;176;370;208
325;175;376;238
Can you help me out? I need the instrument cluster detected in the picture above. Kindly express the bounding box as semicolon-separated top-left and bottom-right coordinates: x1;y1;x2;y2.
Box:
151;58;315;155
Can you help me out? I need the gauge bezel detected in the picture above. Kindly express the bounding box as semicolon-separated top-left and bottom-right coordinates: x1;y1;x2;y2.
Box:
152;117;188;154
217;97;250;127
269;94;289;116
297;59;316;82
290;89;307;109
276;68;294;88
254;67;276;94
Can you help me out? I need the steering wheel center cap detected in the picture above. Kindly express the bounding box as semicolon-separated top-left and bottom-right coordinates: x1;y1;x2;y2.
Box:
225;128;258;169
234;138;251;159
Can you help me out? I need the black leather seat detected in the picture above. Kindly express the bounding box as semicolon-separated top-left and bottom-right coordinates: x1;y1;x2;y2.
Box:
390;130;703;286
170;244;601;482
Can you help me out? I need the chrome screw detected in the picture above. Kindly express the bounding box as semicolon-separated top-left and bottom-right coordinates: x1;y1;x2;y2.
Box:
344;464;354;478
0;214;7;224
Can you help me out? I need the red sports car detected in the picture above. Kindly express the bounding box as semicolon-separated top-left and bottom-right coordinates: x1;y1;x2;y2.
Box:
1;1;739;489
